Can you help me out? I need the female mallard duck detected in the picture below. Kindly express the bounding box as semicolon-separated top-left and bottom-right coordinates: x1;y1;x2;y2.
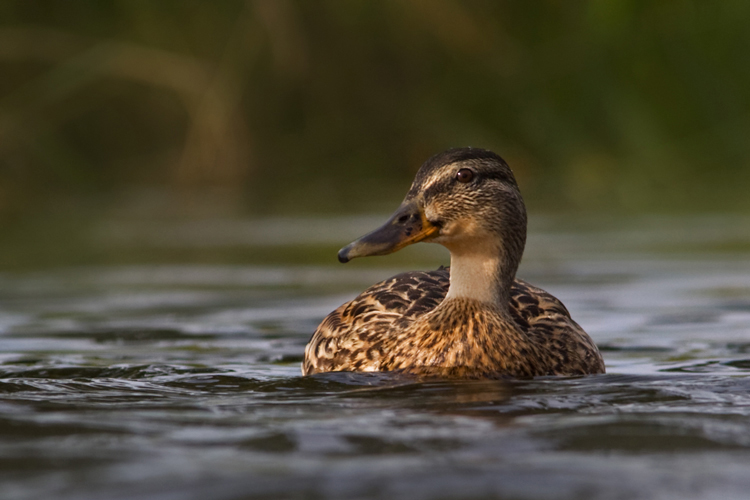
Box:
303;148;605;378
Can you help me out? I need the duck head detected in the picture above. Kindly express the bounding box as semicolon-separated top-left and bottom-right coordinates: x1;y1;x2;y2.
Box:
338;148;527;304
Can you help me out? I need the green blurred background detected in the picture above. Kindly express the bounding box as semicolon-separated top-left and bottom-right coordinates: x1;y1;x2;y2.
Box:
1;0;749;269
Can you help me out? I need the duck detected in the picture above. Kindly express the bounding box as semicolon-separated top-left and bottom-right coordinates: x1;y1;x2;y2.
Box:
303;147;605;378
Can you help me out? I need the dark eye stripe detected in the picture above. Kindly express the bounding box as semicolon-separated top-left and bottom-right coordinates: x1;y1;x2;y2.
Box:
422;178;450;201
481;169;516;186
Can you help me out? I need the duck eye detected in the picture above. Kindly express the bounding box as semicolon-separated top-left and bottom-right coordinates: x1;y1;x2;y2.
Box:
455;168;474;183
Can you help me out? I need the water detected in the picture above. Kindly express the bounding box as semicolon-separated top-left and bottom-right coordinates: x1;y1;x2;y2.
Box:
2;215;750;500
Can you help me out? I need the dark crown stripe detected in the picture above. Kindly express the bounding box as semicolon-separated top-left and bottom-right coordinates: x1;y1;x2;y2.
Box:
411;147;516;194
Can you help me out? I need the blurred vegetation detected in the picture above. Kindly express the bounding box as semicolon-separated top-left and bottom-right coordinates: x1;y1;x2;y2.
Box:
1;0;750;223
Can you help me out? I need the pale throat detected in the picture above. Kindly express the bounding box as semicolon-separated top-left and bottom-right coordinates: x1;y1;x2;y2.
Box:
444;245;509;305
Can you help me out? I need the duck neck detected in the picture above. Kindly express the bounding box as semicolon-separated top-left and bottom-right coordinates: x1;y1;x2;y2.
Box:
443;242;517;310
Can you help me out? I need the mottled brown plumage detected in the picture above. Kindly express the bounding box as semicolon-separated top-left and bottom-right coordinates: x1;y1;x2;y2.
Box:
303;148;605;378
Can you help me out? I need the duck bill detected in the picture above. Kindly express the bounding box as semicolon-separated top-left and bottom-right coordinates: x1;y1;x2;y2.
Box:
338;201;439;263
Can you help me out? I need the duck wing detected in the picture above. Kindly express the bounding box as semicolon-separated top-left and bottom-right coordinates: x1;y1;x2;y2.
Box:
303;268;604;375
302;269;449;375
509;279;605;375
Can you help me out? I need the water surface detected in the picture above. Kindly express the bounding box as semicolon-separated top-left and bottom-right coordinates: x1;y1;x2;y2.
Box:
2;215;750;500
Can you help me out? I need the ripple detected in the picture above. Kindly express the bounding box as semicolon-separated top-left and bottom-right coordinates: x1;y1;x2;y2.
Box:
2;244;750;499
